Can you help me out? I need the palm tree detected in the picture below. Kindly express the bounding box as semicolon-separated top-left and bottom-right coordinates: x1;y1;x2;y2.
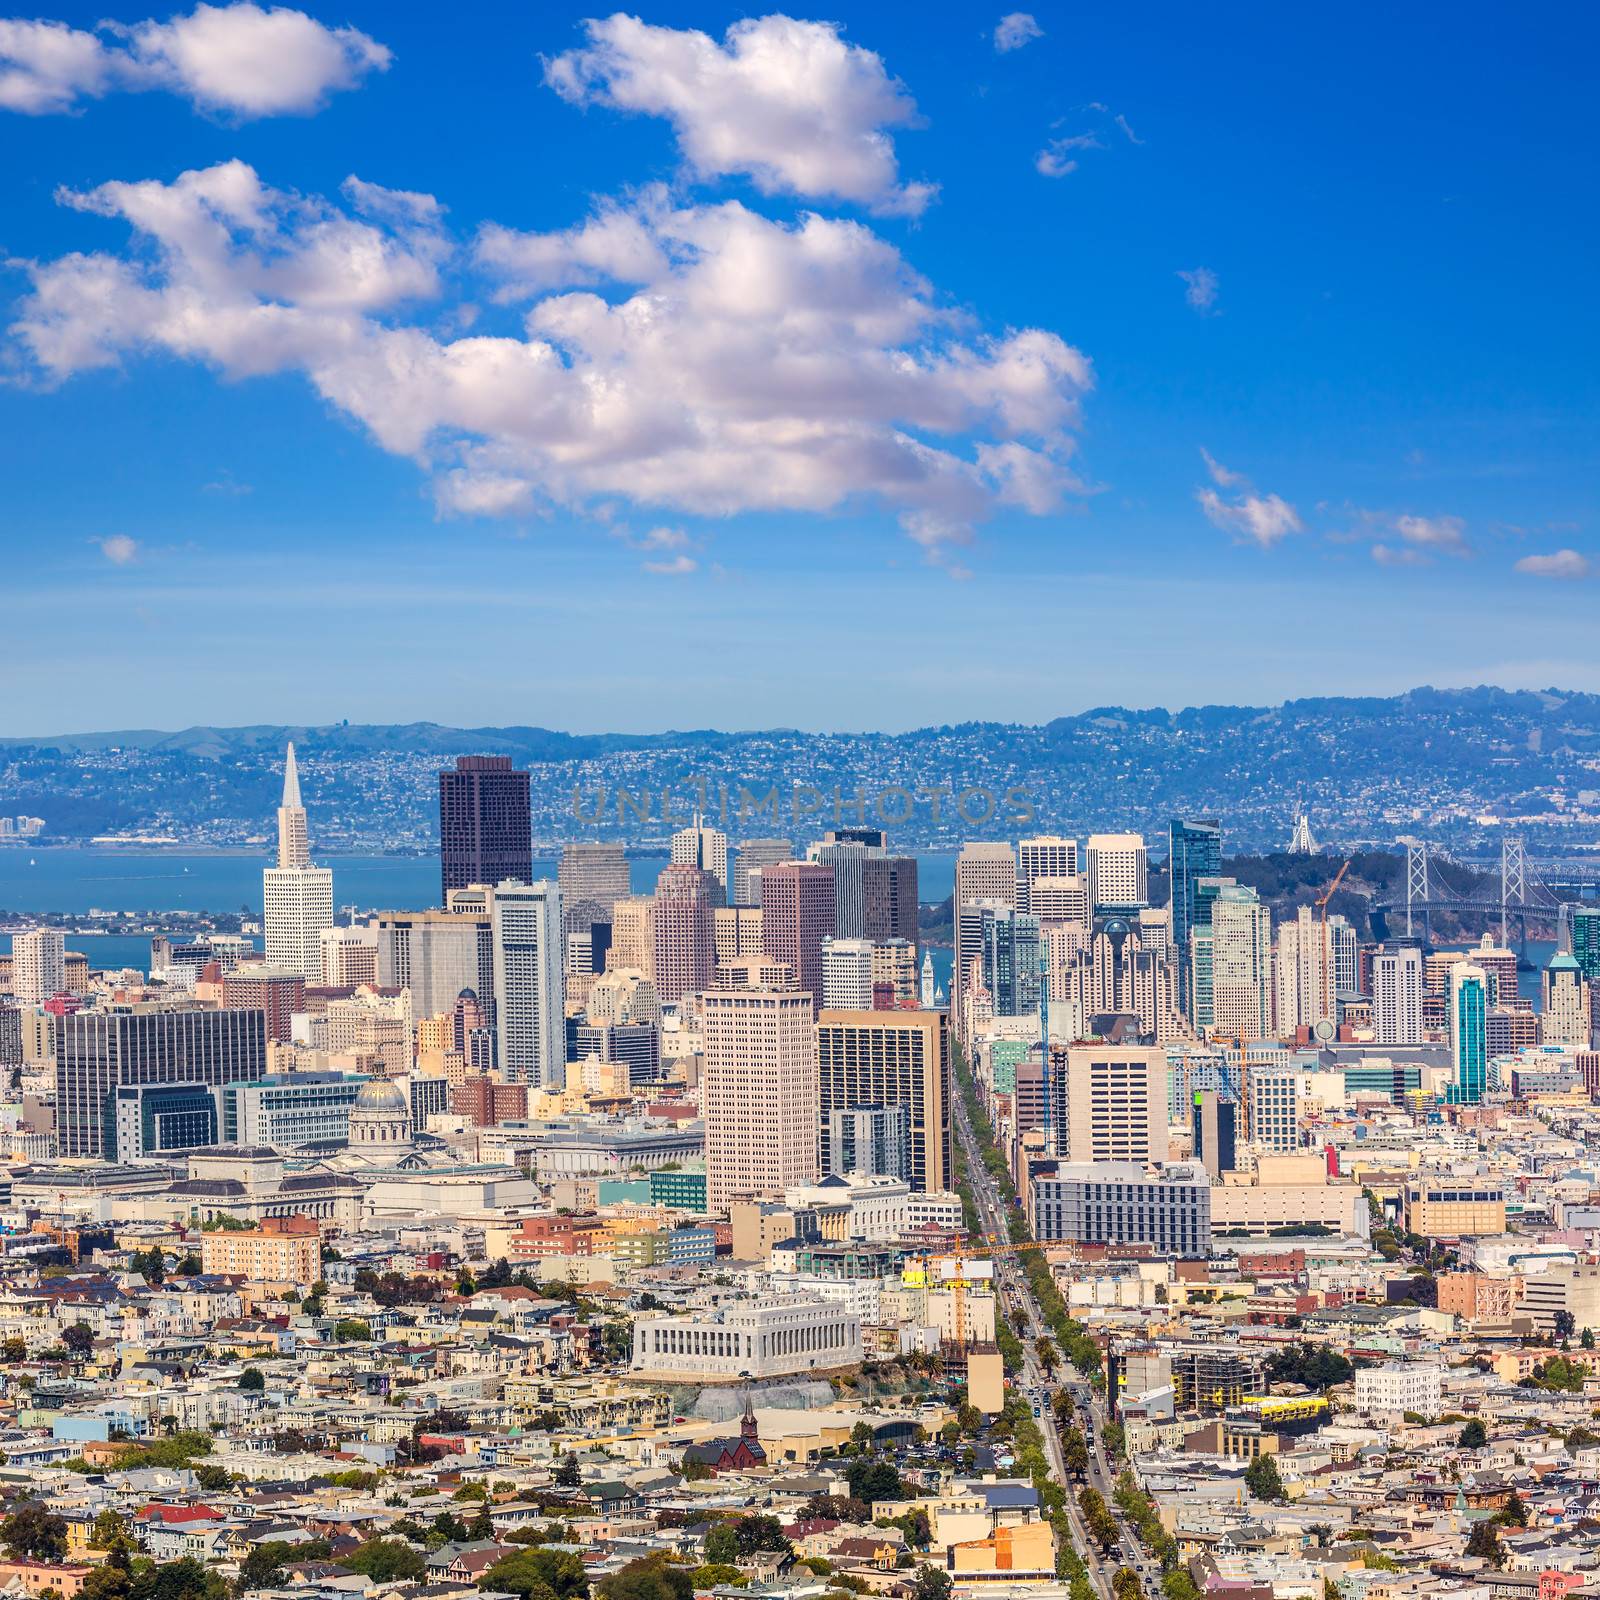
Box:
1034;1337;1059;1374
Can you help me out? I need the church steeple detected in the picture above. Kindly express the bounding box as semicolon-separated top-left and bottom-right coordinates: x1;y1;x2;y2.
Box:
740;1394;758;1440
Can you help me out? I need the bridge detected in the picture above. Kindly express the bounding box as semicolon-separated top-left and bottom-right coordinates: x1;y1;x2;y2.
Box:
1369;835;1596;955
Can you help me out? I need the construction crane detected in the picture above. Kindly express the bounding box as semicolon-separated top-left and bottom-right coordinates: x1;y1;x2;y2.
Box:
1316;857;1352;1029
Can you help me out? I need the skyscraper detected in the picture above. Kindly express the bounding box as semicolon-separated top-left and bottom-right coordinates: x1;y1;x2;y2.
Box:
492;879;564;1087
11;928;66;1006
821;937;876;1009
559;842;629;906
262;744;333;982
979;906;1043;1017
1168;818;1221;1021
817;1007;950;1192
1574;908;1600;982
1018;836;1079;913
1543;952;1591;1048
1447;961;1488;1105
953;842;1016;1024
760;861;835;1011
1062;1044;1165;1163
1274;905;1330;1034
652;864;715;1006
373;905;496;1025
1210;884;1272;1041
1372;944;1423;1045
734;838;794;906
703;987;818;1210
1191;1090;1237;1179
439;755;531;902
671;819;729;905
1086;833;1148;913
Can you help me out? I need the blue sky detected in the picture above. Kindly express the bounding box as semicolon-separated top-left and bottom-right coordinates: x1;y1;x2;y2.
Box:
2;0;1596;735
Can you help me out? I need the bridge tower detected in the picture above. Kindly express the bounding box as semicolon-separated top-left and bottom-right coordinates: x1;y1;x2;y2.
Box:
1501;834;1527;949
1405;843;1430;939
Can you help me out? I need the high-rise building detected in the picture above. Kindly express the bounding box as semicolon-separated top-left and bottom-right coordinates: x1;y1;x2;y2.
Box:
872;938;917;1005
734;838;795;906
713;905;764;966
261;745;333;982
1574;908;1600;982
671;820;729;905
760;861;835;1011
1018;836;1079;913
1248;1069;1301;1152
703;987;818;1210
1447;961;1488;1105
1030;874;1090;927
1191;1090;1237;1178
56;1005;268;1159
608;895;655;978
492;879;564;1087
559;842;629;907
816;1008;950;1192
1062;1044;1166;1164
1168;818;1222;1021
11;928;66;1006
1274;905;1332;1034
373;906;495;1026
953;843;1016;1023
320;925;379;988
1210;885;1272;1041
220;967;305;1044
1086;833;1148;913
1543;953;1591;1048
1373;944;1424;1045
864;855;919;944
439;755;531;902
821;937;876;1010
809;838;871;939
652;865;716;1007
826;1104;911;1182
979;907;1043;1017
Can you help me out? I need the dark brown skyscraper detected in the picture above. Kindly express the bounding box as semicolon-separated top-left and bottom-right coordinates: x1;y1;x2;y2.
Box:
439;755;531;902
760;861;835;1013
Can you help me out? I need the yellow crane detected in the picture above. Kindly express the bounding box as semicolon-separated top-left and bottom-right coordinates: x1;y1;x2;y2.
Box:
1316;857;1353;1028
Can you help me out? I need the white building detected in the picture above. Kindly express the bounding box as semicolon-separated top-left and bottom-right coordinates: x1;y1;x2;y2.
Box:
1354;1362;1442;1417
672;820;729;904
1018;836;1079;913
787;1172;911;1240
263;745;333;982
492;879;564;1088
1249;1069;1302;1153
821;937;876;1009
10;928;65;1006
1212;886;1272;1042
1086;833;1148;911
320;925;379;987
631;1294;862;1380
1373;946;1424;1046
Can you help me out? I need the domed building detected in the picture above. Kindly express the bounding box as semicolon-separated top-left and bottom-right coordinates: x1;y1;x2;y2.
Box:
346;1077;413;1155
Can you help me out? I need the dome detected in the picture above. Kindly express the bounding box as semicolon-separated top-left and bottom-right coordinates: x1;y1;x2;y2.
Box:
354;1078;408;1111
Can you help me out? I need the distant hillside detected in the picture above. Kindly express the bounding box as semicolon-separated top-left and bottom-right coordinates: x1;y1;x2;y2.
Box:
3;686;1599;857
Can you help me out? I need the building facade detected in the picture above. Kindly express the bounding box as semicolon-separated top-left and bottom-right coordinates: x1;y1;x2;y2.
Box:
439;755;531;901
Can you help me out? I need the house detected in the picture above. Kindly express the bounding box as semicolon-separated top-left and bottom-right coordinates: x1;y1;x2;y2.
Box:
680;1403;767;1476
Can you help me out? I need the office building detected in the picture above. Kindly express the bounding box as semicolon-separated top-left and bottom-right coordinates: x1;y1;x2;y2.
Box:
439;755;531;901
821;937;876;1010
1373;944;1424;1046
703;988;819;1210
10;928;66;1006
1033;1161;1211;1257
1403;1178;1505;1238
734;838;794;906
492;879;564;1087
56;1006;268;1159
1248;1069;1301;1152
1543;952;1591;1047
0;1005;19;1069
979;906;1042;1017
863;855;919;944
1191;1090;1236;1178
872;937;917;1005
568;1019;662;1085
1063;1044;1165;1164
1211;885;1272;1041
559;842;629;907
653;864;715;1007
1575;908;1600;982
671;820;729;905
373;906;495;1025
816;1008;950;1192
1168;818;1222;1021
826;1104;912;1183
262;745;334;982
1274;905;1331;1034
1030;874;1090;927
953;843;1016;1023
320;925;379;988
218;1072;369;1148
220;966;305;1044
1447;961;1488;1104
452;1074;529;1127
1086;833;1148;913
609;895;655;978
713;905;764;965
1017;835;1079;914
760;860;835;1010
809;838;871;939
109;1082;220;1162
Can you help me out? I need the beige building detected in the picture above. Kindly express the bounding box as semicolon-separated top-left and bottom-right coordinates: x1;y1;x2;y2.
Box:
703;988;818;1210
1210;1156;1368;1239
1403;1179;1506;1238
1436;1271;1522;1324
714;905;764;965
1063;1044;1165;1164
199;1215;321;1287
1519;1265;1600;1335
608;896;656;978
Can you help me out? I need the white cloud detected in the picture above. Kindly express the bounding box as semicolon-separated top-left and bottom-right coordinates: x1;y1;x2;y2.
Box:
643;552;697;576
0;3;389;117
1515;549;1592;580
1178;266;1218;314
543;13;934;215
95;533;140;563
993;12;1043;52
1036;133;1102;178
1370;542;1428;568
1393;511;1468;556
14;162;1092;564
1195;450;1301;549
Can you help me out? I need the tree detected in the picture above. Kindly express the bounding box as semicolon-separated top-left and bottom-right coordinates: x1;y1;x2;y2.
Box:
1495;1491;1528;1529
1243;1454;1285;1503
1035;1338;1059;1375
1266;1342;1352;1392
344;1541;428;1583
704;1526;739;1566
729;1517;789;1559
480;1548;589;1600
61;1323;95;1361
1554;1309;1577;1343
677;1456;712;1483
470;1504;496;1542
844;1458;905;1506
236;1542;298;1592
555;1453;582;1488
2;1505;69;1561
1112;1568;1143;1600
333;1319;370;1342
1585;1327;1596;1352
1458;1419;1488;1449
2;1336;25;1364
911;1569;952;1600
89;1511;129;1551
129;1557;226;1600
238;1367;265;1392
596;1555;691;1600
1063;1429;1090;1479
1465;1519;1505;1568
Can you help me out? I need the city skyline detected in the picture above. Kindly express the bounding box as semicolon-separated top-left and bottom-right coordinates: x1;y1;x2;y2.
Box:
2;1;1596;730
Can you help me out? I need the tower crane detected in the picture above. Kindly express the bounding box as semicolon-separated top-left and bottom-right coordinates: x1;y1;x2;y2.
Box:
1316;857;1352;1030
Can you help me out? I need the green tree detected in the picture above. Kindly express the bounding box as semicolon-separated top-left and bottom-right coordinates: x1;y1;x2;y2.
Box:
129;1557;227;1600
344;1541;428;1582
481;1548;589;1600
704;1526;739;1565
2;1506;69;1561
691;1568;746;1591
555;1453;582;1488
911;1570;952;1600
333;1319;370;1342
1465;1520;1504;1568
237;1367;265;1392
1063;1429;1090;1479
843;1459;905;1506
1495;1492;1528;1528
1583;1327;1596;1351
235;1542;298;1592
1243;1455;1285;1503
596;1556;691;1600
89;1511;130;1551
1458;1419;1488;1449
1554;1310;1577;1343
2;1336;25;1364
469;1504;496;1542
61;1323;95;1361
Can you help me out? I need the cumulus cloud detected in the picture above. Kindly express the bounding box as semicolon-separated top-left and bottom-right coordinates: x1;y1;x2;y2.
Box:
993;12;1042;52
1178;267;1218;314
0;3;389;117
1515;549;1592;580
12;161;1092;565
1195;450;1302;549
643;552;697;576
543;13;934;215
1392;512;1468;557
95;533;140;563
